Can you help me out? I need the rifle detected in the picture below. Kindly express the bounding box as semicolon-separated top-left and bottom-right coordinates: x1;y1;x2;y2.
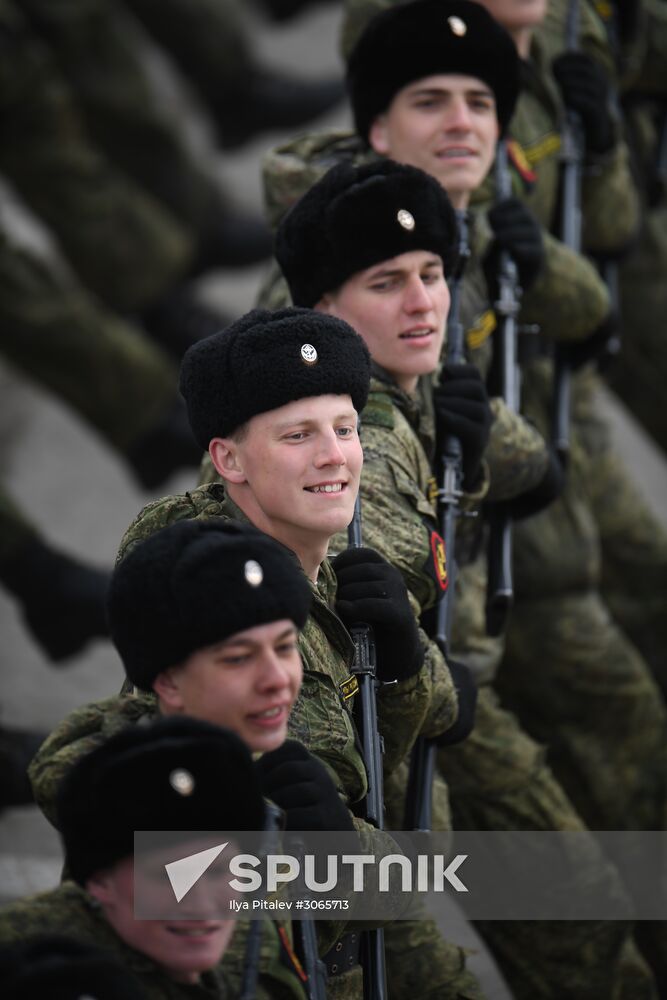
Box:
403;210;470;831
291;834;328;1000
551;0;583;463
347;489;387;1000
485;139;521;637
240;803;283;1000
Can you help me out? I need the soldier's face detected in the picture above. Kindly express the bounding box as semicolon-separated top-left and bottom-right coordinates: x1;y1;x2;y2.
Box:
156;619;302;753
472;0;547;31
317;251;449;396
212;395;362;566
369;74;499;207
88;854;235;982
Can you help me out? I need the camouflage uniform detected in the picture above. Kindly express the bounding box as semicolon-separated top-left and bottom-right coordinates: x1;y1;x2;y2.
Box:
0;0;194;314
14;0;231;240
0;229;178;456
0;880;307;1000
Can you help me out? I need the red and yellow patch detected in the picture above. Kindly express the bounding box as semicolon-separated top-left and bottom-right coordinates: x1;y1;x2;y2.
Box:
507;139;538;184
430;531;448;591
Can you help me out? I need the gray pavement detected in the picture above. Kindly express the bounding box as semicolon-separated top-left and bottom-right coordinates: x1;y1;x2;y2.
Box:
0;4;666;999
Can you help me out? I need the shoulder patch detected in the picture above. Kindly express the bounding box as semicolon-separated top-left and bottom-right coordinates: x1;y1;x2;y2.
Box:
466;310;497;351
362;392;395;429
430;531;448;591
340;674;360;701
507;139;537;187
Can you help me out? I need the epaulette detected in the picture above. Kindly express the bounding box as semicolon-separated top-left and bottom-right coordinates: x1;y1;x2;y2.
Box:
362;391;396;429
507;139;538;189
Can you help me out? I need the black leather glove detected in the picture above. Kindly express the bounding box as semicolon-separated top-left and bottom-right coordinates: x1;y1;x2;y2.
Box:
433;364;493;490
484;197;545;296
255;740;355;832
433;659;477;746
332;548;424;682
559;312;619;371
552;52;615;154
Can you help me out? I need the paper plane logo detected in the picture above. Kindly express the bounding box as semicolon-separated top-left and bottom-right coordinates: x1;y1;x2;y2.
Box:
165;842;228;903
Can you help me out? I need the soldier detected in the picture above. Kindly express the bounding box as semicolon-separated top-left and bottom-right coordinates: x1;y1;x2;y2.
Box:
2;715;307;999
31;310;471;994
275;140;653;1000
29;518;364;994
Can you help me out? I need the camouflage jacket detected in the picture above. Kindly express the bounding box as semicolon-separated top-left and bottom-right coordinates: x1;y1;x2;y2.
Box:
113;484;432;797
0;881;305;1000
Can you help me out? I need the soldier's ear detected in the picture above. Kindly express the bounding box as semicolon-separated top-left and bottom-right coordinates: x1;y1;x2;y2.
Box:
369;114;390;156
209;437;247;484
314;293;334;315
86;869;116;905
153;667;185;712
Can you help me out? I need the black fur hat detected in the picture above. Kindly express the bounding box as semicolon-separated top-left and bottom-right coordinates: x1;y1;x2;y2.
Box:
347;0;520;141
108;519;312;691
276;159;459;308
0;935;148;1000
179;307;371;447
58;716;266;885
